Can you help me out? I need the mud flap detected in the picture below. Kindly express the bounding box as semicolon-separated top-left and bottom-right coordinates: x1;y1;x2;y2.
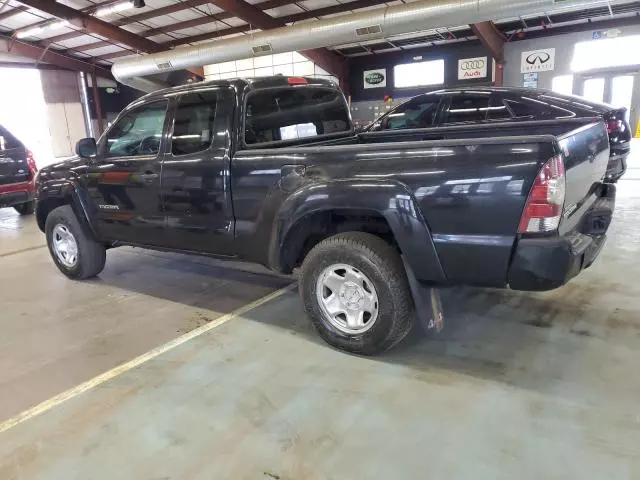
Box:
402;257;444;334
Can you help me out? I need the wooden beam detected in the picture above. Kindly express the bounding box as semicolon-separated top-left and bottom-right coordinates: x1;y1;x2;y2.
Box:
0;5;28;21
470;21;506;63
0;36;113;78
16;0;164;54
44;0;292;48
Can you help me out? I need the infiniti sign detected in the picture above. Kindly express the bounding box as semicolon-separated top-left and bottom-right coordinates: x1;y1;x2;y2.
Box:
521;48;555;73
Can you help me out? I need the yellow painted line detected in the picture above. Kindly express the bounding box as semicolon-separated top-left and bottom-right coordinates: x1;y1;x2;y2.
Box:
0;283;295;435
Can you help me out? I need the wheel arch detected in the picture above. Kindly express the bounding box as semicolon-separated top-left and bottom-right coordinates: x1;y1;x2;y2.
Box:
37;181;97;240
269;180;446;284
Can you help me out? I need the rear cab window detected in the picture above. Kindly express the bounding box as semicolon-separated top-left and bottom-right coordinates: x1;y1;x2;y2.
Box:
243;86;352;147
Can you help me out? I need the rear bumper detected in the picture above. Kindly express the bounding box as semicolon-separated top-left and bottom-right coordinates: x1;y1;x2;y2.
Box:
508;184;615;292
0;180;35;207
606;143;631;182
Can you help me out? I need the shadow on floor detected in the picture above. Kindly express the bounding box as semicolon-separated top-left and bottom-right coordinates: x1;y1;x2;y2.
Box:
92;245;640;396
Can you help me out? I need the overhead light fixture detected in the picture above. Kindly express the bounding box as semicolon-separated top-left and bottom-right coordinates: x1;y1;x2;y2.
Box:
133;0;146;7
16;20;69;39
94;1;135;18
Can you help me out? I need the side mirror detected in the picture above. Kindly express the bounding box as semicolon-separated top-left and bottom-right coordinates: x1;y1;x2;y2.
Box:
75;138;97;158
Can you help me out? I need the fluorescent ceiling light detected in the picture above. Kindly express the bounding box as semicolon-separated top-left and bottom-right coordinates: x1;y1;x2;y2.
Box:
94;1;134;18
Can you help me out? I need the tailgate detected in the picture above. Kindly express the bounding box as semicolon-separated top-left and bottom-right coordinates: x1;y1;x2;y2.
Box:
0;147;29;186
556;121;610;235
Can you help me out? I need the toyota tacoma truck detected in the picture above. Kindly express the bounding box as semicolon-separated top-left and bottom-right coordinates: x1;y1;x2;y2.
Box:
35;76;615;355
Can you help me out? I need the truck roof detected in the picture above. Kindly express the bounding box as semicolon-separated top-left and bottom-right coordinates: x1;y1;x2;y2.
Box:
138;75;340;103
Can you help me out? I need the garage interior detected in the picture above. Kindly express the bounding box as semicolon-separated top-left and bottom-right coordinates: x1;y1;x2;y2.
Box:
1;0;640;478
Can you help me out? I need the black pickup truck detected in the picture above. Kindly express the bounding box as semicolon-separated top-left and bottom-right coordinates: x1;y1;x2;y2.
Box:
35;76;615;355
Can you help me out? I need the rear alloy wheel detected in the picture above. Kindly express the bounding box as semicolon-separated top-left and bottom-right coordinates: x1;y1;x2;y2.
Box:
316;263;379;335
14;201;35;215
300;232;414;355
45;205;106;279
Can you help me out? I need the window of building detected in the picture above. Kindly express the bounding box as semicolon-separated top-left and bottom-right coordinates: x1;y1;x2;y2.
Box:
572;35;640;72
394;60;445;88
171;92;217;156
552;75;574;95
105;101;167;157
382;96;440;130
244;87;350;146
442;94;491;124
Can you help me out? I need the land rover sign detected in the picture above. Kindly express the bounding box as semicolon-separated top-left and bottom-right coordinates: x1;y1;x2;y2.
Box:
363;68;387;89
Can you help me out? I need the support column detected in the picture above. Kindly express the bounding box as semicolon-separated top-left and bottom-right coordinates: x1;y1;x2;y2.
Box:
90;70;104;136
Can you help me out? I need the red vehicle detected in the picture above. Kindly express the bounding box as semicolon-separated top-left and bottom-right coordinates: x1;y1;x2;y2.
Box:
0;125;37;215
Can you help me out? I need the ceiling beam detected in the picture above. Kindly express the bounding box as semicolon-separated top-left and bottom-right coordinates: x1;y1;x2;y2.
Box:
208;0;349;86
16;0;164;53
0;35;113;78
470;21;506;63
98;0;389;54
15;0;204;80
43;0;292;49
0;5;28;21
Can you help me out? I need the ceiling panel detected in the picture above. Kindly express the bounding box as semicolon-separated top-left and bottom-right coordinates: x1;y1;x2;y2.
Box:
265;5;305;17
57;0;94;8
148;33;178;42
165;9;206;22
53;35;102;49
222;17;248;27
195;22;227;33
298;0;340;9
0;11;51;30
78;44;128;56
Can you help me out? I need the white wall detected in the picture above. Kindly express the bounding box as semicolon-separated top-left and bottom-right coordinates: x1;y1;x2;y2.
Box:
204;51;338;84
40;70;87;159
504;24;640;90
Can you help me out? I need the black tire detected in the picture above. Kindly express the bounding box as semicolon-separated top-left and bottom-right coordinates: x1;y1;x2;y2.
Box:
299;232;414;355
45;205;106;279
14;201;35;215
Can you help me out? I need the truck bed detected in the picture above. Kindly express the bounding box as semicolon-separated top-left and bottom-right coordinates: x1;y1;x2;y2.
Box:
232;118;610;288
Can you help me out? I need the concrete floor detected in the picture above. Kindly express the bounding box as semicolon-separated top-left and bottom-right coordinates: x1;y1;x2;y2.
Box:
1;143;640;479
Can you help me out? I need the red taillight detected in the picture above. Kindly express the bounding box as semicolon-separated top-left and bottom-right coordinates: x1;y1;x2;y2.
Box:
518;155;566;234
607;119;622;134
287;77;308;85
26;149;37;177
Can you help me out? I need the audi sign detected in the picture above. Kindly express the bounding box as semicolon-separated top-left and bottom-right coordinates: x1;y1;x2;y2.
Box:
457;56;488;80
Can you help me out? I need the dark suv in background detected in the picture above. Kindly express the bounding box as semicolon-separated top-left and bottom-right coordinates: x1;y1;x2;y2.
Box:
0;124;38;215
368;87;632;182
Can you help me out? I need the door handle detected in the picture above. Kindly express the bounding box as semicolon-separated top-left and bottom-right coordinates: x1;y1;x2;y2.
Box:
139;171;159;182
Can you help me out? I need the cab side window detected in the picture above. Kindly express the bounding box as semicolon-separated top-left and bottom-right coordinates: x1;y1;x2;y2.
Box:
441;94;491;124
382;96;440;130
171;91;218;156
105;101;167;158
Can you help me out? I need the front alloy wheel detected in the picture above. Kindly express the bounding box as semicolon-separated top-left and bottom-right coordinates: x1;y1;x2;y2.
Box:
51;224;79;268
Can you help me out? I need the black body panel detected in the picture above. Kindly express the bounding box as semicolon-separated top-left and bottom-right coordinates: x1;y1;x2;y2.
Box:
35;77;614;293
